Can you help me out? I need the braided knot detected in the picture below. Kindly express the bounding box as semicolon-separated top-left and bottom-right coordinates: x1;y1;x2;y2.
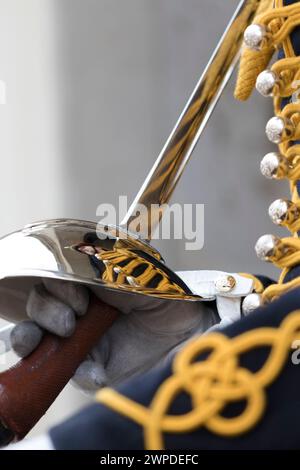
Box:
98;310;300;449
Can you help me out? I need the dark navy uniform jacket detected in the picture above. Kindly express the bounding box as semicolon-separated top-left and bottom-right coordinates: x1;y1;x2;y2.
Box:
49;0;300;450
49;289;300;450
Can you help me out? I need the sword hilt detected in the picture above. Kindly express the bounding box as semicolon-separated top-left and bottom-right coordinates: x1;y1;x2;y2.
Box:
0;294;119;446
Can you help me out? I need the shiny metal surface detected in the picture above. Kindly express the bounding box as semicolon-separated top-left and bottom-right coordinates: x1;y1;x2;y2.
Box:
122;0;259;239
0;1;260;322
0;220;199;306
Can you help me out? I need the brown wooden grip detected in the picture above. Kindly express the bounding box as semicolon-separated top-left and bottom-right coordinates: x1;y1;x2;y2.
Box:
0;293;119;445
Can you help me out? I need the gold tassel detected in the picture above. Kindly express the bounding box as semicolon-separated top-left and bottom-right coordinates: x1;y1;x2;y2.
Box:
234;0;274;101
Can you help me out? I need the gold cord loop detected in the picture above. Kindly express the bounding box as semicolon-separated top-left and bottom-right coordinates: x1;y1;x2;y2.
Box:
236;0;300;302
97;310;300;449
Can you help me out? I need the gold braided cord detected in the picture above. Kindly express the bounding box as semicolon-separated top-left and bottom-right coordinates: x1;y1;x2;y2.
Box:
97;310;300;449
267;236;300;268
235;0;300;302
262;276;300;300
271;57;300;99
278;102;300;133
264;0;300;300
235;0;300;101
235;0;274;101
282;144;300;180
259;6;300;43
234;47;275;100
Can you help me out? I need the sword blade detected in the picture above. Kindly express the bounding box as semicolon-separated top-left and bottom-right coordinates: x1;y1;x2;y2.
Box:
122;0;259;240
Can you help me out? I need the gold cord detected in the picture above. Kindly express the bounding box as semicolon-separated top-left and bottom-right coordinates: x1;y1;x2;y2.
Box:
235;0;275;101
235;0;300;301
97;309;300;449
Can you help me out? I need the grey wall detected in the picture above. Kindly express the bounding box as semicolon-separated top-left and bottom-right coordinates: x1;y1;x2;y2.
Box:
0;0;288;435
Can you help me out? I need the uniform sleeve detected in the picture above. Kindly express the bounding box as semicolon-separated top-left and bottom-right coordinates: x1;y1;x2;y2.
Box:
49;287;300;450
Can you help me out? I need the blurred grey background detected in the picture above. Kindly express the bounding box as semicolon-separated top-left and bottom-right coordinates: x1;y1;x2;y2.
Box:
0;0;288;436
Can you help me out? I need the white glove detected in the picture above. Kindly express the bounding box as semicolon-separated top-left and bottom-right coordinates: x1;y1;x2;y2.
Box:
9;278;218;392
7;270;254;393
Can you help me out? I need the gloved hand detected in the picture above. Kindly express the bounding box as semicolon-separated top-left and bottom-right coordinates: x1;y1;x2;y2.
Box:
10;278;218;393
